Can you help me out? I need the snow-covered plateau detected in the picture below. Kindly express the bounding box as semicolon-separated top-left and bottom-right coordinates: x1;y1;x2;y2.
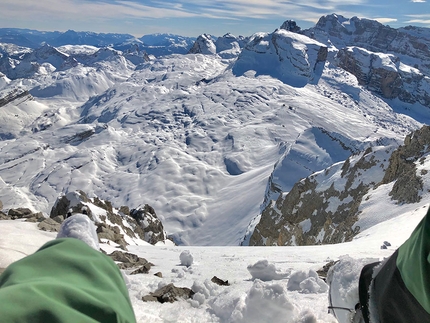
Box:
1;12;430;322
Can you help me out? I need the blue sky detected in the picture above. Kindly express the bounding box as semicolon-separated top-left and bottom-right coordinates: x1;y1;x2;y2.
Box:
1;0;429;37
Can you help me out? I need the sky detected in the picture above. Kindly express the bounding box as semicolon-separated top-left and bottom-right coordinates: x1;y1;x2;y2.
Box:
0;0;429;37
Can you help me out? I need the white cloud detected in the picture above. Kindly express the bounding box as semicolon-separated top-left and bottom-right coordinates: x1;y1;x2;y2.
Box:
407;19;430;23
374;17;398;24
410;0;426;2
0;0;196;21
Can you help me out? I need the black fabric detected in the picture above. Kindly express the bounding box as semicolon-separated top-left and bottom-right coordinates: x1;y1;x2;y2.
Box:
359;261;380;323
359;250;430;323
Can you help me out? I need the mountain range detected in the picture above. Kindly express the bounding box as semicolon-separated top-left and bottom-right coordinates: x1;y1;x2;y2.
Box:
0;14;429;246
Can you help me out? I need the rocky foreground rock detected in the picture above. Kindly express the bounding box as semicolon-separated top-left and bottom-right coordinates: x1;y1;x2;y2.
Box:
0;190;169;250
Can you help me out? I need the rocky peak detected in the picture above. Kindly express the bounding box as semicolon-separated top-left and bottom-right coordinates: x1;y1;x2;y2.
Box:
279;20;301;33
188;34;217;55
306;14;430;75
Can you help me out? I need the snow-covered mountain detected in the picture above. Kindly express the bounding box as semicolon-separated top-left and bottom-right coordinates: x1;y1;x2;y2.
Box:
0;15;429;247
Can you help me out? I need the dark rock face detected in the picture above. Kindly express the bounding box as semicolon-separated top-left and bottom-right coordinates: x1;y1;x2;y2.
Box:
130;204;167;245
142;283;195;303
280;20;301;33
381;126;430;204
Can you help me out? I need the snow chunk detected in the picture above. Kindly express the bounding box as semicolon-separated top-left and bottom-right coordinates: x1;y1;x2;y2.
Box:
231;280;299;323
299;218;312;233
180;250;194;267
287;269;328;293
247;259;290;281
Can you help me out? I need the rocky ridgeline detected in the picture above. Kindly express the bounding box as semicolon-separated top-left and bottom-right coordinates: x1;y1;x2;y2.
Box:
306;14;430;106
249;125;430;246
0;190;168;249
336;47;429;106
189;15;429;106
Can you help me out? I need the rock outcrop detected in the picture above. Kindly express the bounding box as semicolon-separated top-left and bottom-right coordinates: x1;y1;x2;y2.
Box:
142;283;194;303
107;250;153;270
50;191;167;246
381;126;430;204
298;14;430;105
130;204;167;245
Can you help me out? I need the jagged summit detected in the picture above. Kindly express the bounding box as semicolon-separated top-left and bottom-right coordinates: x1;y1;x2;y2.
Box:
188;34;217;55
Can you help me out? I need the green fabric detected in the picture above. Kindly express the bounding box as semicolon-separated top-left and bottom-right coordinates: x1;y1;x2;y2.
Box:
396;208;430;315
0;238;136;323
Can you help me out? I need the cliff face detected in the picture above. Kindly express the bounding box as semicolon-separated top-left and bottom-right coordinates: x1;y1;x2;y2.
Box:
250;126;430;246
299;14;430;106
306;15;430;73
336;47;430;105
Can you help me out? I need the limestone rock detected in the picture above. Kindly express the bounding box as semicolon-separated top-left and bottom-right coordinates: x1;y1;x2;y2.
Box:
0;211;11;220
38;218;61;232
381;125;430;204
107;250;153;270
130;263;152;275
211;276;229;286
8;208;33;218
50;191;167;246
142;283;194;303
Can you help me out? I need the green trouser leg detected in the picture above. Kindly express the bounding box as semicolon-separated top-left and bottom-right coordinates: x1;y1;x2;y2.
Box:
0;238;136;323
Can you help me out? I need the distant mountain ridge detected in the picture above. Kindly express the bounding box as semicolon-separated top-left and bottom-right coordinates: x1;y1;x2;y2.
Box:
0;28;196;56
